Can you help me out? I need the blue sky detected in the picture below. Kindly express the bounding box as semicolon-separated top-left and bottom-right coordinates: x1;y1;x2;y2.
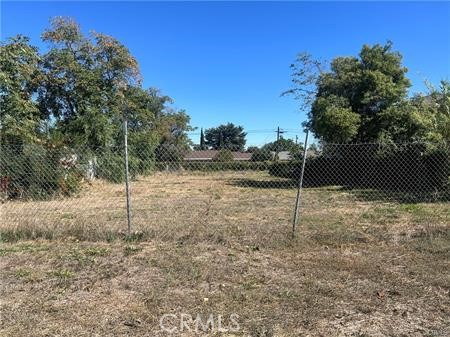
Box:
2;1;450;146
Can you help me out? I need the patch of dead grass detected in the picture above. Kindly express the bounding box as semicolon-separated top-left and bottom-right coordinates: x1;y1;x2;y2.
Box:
0;171;449;336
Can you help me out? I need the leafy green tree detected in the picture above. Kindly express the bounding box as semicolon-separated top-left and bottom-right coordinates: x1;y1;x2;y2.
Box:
37;17;141;150
155;143;184;163
262;137;302;153
199;128;206;150
193;128;207;150
1;17;194;191
286;42;414;143
126;87;192;145
116;86;192;173
246;146;259;153
376;99;433;143
423;80;450;142
156;109;193;149
0;35;42;145
250;149;272;161
375;80;450;144
205;123;246;151
312;96;361;143
36;17;193;152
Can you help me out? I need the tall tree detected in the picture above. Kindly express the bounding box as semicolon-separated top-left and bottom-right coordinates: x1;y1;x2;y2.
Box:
286;42;413;143
34;17;193;152
204;123;246;151
199;128;206;150
361;80;450;144
0;35;42;145
424;80;450;142
38;17;141;149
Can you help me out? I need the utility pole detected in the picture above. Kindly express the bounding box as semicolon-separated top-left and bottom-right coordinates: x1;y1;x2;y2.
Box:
295;135;298;145
275;126;285;161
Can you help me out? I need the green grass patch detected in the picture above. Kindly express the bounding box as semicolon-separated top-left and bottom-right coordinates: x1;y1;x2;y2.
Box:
124;245;143;256
49;269;74;280
0;243;49;256
15;268;32;279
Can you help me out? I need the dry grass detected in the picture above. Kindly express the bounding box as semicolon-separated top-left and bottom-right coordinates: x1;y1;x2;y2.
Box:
1;171;449;336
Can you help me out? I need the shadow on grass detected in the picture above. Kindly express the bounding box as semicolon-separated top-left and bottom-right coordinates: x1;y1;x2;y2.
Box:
229;178;297;189
229;178;449;203
340;186;449;204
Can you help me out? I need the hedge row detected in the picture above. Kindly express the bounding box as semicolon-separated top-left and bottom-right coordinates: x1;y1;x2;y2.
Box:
0;145;158;199
269;144;450;196
1;142;273;200
4;142;447;201
0;145;84;200
155;160;269;172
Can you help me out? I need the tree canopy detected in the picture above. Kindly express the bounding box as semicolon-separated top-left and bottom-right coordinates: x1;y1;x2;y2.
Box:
1;17;192;152
193;128;207;150
262;137;302;154
204;123;247;151
0;35;41;145
285;42;448;144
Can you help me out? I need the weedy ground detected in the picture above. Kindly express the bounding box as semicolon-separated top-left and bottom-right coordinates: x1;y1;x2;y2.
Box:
0;171;449;336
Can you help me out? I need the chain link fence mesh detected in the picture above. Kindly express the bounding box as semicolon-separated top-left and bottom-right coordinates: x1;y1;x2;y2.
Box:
1;141;449;245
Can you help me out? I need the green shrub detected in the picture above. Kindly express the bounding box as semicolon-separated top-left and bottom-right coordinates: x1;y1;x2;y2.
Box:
128;132;158;175
0;144;83;199
155;144;184;162
268;143;450;200
132;145;156;175
251;149;273;162
213;149;234;162
181;161;268;172
58;170;83;196
268;161;297;178
154;144;184;170
97;151;139;183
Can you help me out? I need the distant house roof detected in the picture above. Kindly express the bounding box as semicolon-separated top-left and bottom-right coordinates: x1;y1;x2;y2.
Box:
184;150;252;161
232;151;252;161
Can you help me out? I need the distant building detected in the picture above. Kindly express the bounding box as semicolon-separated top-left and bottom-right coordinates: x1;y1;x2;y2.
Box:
271;151;291;161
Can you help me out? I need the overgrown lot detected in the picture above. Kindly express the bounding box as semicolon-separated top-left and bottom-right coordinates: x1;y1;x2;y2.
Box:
1;171;449;336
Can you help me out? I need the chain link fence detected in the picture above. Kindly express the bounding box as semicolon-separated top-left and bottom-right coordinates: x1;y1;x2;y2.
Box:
1;140;449;245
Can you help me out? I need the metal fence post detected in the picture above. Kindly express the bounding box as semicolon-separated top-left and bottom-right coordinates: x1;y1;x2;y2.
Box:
123;117;132;235
292;129;309;238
